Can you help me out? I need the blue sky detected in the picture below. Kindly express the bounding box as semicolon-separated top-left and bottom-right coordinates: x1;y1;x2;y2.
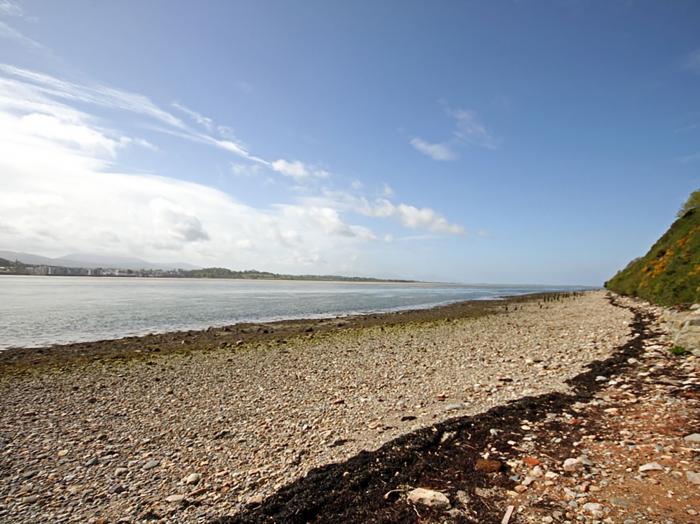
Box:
0;0;698;284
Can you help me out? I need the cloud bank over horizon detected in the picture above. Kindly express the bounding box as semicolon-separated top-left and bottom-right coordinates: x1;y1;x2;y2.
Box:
0;61;465;277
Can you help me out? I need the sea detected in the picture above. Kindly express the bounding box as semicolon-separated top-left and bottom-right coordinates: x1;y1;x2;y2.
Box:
0;275;589;350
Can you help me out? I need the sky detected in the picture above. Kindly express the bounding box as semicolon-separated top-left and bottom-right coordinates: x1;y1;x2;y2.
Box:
0;0;698;285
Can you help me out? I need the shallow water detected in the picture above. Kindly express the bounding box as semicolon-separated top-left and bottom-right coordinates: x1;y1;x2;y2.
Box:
0;276;587;349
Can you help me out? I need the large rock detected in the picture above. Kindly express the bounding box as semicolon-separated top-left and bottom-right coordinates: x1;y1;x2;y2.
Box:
407;488;451;509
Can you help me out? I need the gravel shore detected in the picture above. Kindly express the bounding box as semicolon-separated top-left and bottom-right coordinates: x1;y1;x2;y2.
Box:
0;291;632;523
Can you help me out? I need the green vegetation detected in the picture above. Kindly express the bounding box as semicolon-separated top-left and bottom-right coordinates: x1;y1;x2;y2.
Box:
669;345;688;356
605;190;700;306
677;189;700;218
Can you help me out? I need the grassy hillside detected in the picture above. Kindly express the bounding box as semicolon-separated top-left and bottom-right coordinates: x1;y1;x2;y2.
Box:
605;197;700;306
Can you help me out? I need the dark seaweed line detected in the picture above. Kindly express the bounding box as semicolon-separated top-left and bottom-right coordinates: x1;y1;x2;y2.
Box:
211;296;654;524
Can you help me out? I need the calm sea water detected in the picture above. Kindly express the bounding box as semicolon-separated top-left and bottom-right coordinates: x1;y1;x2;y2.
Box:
0;276;587;350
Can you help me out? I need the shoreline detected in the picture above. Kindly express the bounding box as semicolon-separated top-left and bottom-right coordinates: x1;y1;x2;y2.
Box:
0;290;634;523
218;295;699;524
0;290;581;372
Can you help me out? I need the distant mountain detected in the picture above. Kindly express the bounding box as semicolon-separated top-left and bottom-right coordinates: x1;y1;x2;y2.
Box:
0;250;200;271
605;190;699;306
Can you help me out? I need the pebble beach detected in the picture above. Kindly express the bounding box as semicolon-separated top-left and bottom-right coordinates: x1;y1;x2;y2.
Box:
0;291;634;523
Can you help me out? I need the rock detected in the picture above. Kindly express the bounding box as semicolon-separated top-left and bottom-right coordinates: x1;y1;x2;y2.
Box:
143;459;159;470
115;467;128;476
165;494;186;503
57;449;69;458
247;494;264;506
407;487;451;509
514;484;528;493
84;457;98;467
444;403;465;411
563;458;581;472
522;456;541;467
639;462;664;473
109;484;125;494
475;458;502;473
530;466;544;478
684;433;700;443
583;502;604;516
686;471;700;485
183;473;201;485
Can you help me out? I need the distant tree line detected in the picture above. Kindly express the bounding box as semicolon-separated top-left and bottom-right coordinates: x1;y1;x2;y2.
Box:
0;258;413;283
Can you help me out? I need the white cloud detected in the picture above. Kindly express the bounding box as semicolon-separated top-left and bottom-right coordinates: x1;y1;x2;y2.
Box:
366;199;464;235
271;159;330;181
0;63;467;277
410;105;498;160
409;137;457;161
0;84;377;271
231;163;263;177
0;64;184;128
0;20;42;49
0;1;22;16
299;190;465;236
172;101;214;131
382;183;394;197
451;109;498;149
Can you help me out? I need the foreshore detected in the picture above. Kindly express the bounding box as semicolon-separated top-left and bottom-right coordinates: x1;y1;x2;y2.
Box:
0;291;576;371
0;290;670;523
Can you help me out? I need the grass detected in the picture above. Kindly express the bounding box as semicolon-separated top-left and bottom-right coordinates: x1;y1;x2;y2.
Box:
669;346;688;356
605;203;700;306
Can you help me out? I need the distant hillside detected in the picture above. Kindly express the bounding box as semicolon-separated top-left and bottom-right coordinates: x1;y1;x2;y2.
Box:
0;250;199;271
605;191;700;306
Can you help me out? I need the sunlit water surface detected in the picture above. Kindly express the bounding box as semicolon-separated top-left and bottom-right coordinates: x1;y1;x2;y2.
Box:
0;276;588;349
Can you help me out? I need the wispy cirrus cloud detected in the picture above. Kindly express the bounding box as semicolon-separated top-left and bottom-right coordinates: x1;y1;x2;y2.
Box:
0;62;467;275
409;138;457;161
0;64;184;128
271;159;330;181
410;104;498;161
0;20;42;49
0;65;338;181
0;0;23;17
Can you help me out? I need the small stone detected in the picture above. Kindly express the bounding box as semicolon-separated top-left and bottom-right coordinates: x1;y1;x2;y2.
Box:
84;457;98;467
475;458;502;473
407;487;451;509
183;473;201;485
22;495;40;504
115;467;128;476
514;484;528;493
109;484;125;494
595;376;607;382
639;462;663;473
165;494;186;504
57;449;69;458
563;458;581;472
686;471;700;485
247;494;264;506
143;459;159;470
522;456;541;467
684;433;700;444
583;502;604;516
